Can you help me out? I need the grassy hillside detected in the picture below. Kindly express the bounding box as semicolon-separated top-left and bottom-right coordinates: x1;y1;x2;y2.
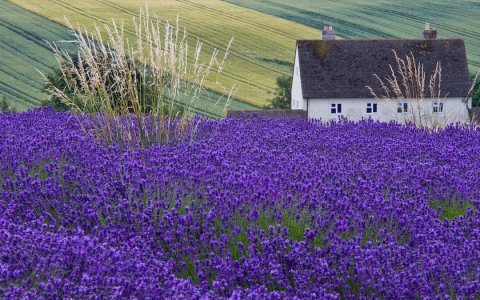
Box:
0;1;74;110
223;0;480;73
10;0;321;108
0;1;265;114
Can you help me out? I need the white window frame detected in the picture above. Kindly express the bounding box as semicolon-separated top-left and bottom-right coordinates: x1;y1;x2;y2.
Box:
366;102;378;114
397;102;408;113
330;103;342;115
433;101;444;113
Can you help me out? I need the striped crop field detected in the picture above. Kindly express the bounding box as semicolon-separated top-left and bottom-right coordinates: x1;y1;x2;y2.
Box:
0;1;73;110
9;0;321;109
0;0;251;117
223;0;480;73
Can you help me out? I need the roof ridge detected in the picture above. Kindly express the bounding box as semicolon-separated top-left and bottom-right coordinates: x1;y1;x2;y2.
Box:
296;38;470;99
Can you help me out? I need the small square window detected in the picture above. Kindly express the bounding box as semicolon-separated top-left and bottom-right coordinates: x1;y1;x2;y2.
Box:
397;102;408;113
331;103;342;114
433;102;444;113
366;103;378;114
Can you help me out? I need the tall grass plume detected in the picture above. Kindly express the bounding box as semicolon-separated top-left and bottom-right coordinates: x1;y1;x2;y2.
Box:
367;50;448;128
41;3;235;148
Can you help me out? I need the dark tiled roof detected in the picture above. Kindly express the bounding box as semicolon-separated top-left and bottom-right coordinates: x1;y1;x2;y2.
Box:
297;39;471;99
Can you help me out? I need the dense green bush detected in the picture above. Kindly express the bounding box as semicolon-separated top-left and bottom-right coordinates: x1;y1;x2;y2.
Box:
42;4;232;148
41;61;185;117
473;77;480;107
0;95;15;113
265;75;292;109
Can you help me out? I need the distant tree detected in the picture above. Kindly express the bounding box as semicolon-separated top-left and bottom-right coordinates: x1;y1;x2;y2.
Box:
0;95;16;113
265;75;292;109
41;67;79;111
42;58;186;116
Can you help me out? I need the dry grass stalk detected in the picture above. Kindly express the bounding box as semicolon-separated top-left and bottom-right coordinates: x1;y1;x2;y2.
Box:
464;70;479;103
367;50;452;128
466;70;480;126
41;3;234;148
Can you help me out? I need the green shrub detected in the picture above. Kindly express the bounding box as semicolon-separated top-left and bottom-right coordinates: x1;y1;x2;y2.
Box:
472;74;480;107
0;95;16;113
41;4;234;148
265;75;292;109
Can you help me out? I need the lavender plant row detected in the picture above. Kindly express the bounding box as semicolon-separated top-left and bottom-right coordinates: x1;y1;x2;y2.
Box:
1;109;479;299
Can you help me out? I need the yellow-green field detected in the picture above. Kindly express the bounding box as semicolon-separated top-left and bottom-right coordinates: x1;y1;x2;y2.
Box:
1;0;257;115
224;0;480;73
9;0;321;108
0;1;73;110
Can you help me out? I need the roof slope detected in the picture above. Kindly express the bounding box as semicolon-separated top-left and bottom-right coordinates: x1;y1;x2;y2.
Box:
297;39;471;99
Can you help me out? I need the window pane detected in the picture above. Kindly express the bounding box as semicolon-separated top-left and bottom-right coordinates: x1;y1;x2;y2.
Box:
403;103;408;112
331;107;336;114
367;107;372;114
338;104;342;113
373;103;378;112
397;103;402;113
434;102;444;113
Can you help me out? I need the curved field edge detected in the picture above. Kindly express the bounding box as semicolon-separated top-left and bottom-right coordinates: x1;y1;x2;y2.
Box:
0;1;72;110
9;0;322;107
223;0;480;73
0;1;257;114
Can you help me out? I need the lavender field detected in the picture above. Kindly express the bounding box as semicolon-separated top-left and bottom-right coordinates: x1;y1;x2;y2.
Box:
1;109;480;298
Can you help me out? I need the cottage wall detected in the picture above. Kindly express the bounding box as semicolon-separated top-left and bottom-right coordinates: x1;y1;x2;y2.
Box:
307;97;471;124
291;48;304;110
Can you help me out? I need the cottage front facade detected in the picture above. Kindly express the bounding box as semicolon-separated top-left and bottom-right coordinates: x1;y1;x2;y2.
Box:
291;26;472;124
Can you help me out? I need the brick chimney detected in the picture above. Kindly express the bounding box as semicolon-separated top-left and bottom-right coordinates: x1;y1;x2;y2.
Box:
423;23;437;40
322;25;336;40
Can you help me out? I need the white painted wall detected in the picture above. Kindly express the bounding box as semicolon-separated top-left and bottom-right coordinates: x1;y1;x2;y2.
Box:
291;47;304;110
291;46;471;124
306;97;471;124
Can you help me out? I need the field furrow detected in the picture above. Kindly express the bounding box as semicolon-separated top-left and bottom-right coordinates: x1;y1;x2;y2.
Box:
10;0;320;107
224;0;480;71
52;0;277;93
0;81;39;107
0;1;71;108
86;0;289;77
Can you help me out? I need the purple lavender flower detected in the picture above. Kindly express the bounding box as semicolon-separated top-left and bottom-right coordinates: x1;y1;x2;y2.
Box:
0;109;479;298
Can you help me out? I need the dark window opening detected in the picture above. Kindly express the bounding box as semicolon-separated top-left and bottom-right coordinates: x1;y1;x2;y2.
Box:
367;103;378;114
331;103;342;114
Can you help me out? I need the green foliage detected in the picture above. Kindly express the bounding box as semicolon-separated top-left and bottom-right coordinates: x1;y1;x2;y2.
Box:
472;75;480;107
429;199;473;220
0;95;16;113
43;5;238;148
41;59;187;116
41;68;78;111
265;75;292;109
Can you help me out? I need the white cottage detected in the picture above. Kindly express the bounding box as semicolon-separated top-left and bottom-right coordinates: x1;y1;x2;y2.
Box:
291;25;472;123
